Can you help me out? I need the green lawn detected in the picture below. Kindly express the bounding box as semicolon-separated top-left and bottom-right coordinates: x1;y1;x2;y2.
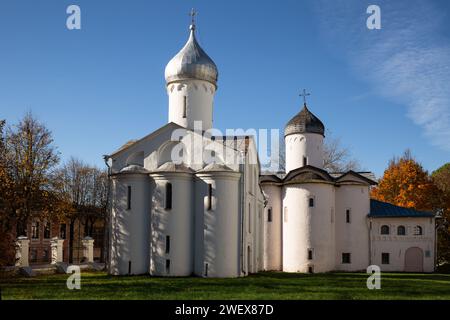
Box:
1;271;450;300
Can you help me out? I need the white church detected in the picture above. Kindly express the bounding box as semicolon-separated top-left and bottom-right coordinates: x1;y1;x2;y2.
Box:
106;17;436;277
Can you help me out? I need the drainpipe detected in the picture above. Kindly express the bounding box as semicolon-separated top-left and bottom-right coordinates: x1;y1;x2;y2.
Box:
102;155;112;272
368;216;373;266
239;151;246;276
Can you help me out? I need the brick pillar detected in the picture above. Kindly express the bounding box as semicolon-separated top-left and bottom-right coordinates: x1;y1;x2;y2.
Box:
82;236;95;263
15;236;30;267
50;237;64;264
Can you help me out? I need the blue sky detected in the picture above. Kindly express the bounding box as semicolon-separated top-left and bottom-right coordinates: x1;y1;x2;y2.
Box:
0;0;449;177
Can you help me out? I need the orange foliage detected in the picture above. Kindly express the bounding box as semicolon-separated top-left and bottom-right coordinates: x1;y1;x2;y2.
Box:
371;151;438;211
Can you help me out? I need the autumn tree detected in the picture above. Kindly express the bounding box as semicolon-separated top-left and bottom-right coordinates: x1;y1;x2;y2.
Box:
0;120;15;266
432;163;450;264
0;114;64;265
371;150;438;211
55;157;108;262
4;113;61;233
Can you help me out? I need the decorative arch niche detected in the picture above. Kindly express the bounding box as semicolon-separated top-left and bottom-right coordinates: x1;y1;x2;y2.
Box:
157;141;187;166
125;151;144;167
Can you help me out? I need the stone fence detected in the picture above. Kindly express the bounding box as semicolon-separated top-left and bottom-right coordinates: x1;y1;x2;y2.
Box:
14;236;95;267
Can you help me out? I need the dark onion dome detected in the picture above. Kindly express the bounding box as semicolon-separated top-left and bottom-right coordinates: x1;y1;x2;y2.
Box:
165;24;218;88
284;103;325;137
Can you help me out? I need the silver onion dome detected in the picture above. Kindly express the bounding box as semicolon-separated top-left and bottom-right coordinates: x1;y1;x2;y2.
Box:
165;24;218;88
285;103;325;137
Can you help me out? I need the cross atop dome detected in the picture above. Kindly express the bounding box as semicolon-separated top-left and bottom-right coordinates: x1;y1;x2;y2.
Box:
299;89;311;106
189;8;197;30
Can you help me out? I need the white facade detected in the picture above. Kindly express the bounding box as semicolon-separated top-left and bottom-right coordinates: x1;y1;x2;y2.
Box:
107;20;436;277
285;133;324;171
167;80;216;131
282;183;335;273
369;217;435;272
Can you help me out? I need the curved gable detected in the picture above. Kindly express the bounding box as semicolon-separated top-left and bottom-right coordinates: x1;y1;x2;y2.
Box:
284;165;334;184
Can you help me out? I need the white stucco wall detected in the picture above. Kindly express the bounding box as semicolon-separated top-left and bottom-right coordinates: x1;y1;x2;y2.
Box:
109;173;151;275
167;80;216;131
282;183;335;273
285;133;324;172
195;172;241;277
334;185;370;271
149;172;194;276
261;184;282;271
370;217;435;272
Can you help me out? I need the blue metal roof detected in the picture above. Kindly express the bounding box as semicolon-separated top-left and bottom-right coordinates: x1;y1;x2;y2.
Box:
369;199;434;218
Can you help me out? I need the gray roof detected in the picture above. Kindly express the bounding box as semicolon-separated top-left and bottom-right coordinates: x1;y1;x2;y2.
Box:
165;25;218;88
330;172;378;183
285;104;325;137
119;165;150;174
197;163;234;172
152;162;194;173
369;199;434;218
260;167;377;185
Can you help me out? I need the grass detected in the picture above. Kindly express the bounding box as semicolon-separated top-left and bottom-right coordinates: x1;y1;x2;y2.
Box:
1;271;450;300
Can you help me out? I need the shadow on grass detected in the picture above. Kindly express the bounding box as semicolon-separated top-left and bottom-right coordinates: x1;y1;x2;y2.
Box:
1;271;450;300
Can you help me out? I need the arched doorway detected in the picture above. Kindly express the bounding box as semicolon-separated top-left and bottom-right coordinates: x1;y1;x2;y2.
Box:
404;247;423;272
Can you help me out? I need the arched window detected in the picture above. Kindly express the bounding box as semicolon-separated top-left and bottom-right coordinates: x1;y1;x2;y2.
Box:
397;225;406;236
165;183;172;210
414;225;423;236
380;225;390;235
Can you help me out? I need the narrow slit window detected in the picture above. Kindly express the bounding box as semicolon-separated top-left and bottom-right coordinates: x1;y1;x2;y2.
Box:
346;209;351;223
309;198;314;208
166;259;171;274
127;186;131;210
165;183;172;210
268;208;272;222
303;156;307;167
248;203;251;233
382;253;390;264
205;263;208;277
307;249;314;260
165;235;170;254
182;96;187;118
207;184;213;211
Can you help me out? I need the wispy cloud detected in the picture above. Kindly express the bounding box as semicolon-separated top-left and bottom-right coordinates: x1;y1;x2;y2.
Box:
313;0;450;151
